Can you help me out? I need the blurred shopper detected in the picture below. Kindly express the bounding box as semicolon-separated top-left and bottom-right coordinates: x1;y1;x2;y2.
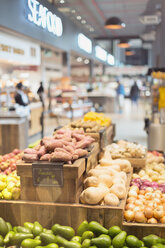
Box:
15;82;30;117
37;81;45;107
130;81;140;105
116;80;125;113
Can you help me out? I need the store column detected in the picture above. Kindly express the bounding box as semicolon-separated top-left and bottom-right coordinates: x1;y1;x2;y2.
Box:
62;52;71;77
89;59;94;83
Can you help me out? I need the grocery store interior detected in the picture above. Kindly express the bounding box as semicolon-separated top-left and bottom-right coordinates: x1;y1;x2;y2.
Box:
0;0;165;244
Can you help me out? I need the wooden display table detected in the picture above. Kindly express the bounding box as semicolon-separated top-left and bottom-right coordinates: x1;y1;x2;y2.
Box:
0;112;28;154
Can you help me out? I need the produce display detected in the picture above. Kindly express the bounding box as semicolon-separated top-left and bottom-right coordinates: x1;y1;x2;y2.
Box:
70;120;103;133
23;128;94;163
105;140;146;159
124;185;165;224
0;173;20;200
0;149;22;175
0;217;164;248
80;150;132;206
84;112;111;127
133;152;165;183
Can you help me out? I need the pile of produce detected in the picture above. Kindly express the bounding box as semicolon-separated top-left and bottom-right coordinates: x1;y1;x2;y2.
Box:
80;151;131;206
133;152;165;183
131;178;165;193
147;151;164;164
0;149;22;175
0;172;20;200
105;140;146;159
124;185;165;224
0;217;164;248
23;128;94;163
84;112;111;127
70;120;103;133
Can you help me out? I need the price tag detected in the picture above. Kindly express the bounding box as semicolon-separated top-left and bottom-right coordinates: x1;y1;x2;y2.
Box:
32;162;64;187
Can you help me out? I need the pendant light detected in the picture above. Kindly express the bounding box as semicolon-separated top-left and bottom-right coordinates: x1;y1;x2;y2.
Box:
104;17;125;30
118;39;130;48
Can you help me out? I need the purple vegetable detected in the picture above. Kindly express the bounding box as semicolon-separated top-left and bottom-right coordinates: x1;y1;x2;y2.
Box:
130;182;140;188
143;181;152;187
151;182;159;187
159;185;165;194
140;185;148;190
133;178;142;185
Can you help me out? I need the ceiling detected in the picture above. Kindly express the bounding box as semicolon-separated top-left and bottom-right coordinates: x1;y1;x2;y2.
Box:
47;0;162;64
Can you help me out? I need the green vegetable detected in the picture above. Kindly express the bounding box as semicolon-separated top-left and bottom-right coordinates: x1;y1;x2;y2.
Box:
24;222;34;230
152;245;165;248
10;233;34;246
56;235;81;248
33;221;43;237
6;222;12;232
82;238;91;248
143;235;163;247
40;232;57;245
88;221;108;236
16;226;32;234
3;230;15;245
126;235;142;248
91;234;111;248
52;224;75;240
109;226;121;238
77;220;89;236
0;235;3;246
43;228;53;234
71;236;82;243
21;238;41;248
112;231;127;248
82;231;94;241
45;244;59;248
0;217;8;237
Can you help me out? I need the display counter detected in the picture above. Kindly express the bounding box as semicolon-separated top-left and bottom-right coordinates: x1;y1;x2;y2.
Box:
0;112;28;154
87;92;117;113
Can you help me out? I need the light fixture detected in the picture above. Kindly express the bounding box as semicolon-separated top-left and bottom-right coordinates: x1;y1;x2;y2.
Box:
77;57;82;62
71;9;76;13
118;39;130;48
84;59;89;64
90;27;94;32
81;20;86;24
60;0;65;3
104;17;125;29
77;16;82;20
125;50;135;56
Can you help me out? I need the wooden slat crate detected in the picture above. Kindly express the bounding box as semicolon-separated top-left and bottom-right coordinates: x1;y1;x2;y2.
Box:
85;143;100;172
17;158;85;203
125;157;146;168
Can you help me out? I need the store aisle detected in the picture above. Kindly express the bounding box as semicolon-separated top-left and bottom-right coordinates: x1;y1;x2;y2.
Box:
111;99;147;146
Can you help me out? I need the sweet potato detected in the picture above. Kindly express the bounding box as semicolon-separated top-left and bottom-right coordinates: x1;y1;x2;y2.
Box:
40;154;51;161
24;148;37;154
22;153;38;162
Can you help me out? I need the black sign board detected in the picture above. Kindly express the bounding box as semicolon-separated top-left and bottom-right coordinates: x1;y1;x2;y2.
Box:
32;162;64;187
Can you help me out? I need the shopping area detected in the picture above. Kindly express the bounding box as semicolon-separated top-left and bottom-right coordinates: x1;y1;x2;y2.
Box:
0;0;165;247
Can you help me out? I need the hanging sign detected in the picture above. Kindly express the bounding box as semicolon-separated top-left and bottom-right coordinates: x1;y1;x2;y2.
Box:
0;32;41;65
78;33;92;54
27;0;63;37
95;46;107;62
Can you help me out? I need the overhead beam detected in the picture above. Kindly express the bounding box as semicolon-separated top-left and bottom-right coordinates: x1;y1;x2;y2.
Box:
94;35;141;40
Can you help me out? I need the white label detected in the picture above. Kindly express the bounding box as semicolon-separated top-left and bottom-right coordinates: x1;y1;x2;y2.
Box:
107;54;115;65
78;33;92;54
27;0;63;37
95;46;107;61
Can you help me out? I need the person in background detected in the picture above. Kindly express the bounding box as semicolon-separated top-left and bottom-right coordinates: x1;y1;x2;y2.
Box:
15;82;29;106
130;81;140;106
116;80;125;113
37;81;44;106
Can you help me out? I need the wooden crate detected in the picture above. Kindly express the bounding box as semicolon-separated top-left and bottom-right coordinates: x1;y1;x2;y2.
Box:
126;157;146;168
85;143;100;172
17;158;85;203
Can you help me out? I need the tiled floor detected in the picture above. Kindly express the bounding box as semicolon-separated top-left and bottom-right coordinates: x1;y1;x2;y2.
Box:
29;98;148;147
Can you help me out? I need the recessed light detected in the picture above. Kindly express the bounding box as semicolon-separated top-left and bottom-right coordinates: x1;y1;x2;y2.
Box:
71;9;76;13
77;57;82;62
77;16;82;20
81;20;86;24
84;59;89;64
60;0;65;3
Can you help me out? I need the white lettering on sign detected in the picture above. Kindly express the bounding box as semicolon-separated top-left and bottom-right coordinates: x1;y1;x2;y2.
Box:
95;46;107;62
78;33;92;54
27;0;63;37
107;54;115;65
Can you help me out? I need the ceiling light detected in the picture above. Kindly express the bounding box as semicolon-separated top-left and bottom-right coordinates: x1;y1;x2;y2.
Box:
60;0;65;3
77;16;82;20
71;9;76;13
81;20;86;24
77;57;82;62
84;59;89;64
90;28;94;32
104;17;125;29
118;39;130;48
